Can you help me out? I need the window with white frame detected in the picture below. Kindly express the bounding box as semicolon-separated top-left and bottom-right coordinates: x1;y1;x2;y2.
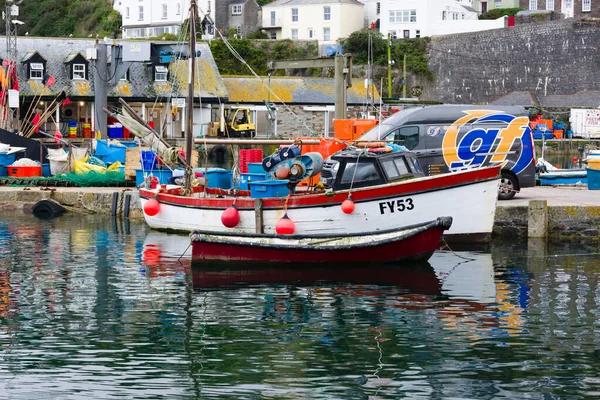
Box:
125;7;129;18
389;9;416;23
546;0;554;10
495;0;501;7
139;6;144;20
583;0;591;11
376;2;380;15
324;6;330;20
323;27;330;41
292;8;298;22
232;5;242;15
403;30;409;38
291;28;298;40
176;3;181;15
155;65;168;81
30;63;43;80
162;4;167;18
236;26;242;36
529;0;537;10
73;64;85;80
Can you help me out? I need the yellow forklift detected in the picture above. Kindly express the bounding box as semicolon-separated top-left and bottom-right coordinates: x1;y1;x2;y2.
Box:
224;108;256;138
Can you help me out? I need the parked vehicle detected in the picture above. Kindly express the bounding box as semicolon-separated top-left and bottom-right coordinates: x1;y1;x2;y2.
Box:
570;108;600;139
326;105;536;200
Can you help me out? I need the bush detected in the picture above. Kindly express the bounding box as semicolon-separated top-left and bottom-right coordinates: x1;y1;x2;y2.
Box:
479;7;521;20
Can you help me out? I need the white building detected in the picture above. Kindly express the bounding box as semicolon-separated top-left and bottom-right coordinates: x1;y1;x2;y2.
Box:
114;0;215;39
261;0;364;44
357;0;381;28
380;0;506;39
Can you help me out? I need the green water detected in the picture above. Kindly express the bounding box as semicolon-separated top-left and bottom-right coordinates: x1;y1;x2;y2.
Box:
1;211;599;399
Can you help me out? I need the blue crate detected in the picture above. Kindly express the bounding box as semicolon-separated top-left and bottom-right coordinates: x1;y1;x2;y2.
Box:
238;172;268;190
135;169;173;186
0;152;16;165
108;126;123;138
205;170;232;189
587;168;600;190
247;162;265;174
249;179;290;198
0;166;6;176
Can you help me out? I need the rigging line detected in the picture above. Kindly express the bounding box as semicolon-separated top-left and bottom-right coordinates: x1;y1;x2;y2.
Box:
196;6;316;136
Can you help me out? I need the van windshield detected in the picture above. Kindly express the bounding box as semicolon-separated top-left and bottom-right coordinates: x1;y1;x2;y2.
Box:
357;107;420;141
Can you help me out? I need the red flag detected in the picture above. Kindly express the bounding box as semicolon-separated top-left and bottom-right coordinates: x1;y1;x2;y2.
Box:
32;112;41;133
54;129;63;144
46;75;55;87
9;63;18;91
62;97;71;107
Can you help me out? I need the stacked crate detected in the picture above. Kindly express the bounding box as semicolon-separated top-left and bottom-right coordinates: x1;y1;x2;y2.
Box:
239;149;263;173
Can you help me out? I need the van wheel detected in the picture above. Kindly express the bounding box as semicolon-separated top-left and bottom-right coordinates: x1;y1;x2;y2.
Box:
498;172;517;200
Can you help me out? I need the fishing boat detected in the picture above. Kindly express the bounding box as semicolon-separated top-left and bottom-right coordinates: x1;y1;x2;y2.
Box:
190;217;452;264
104;0;501;244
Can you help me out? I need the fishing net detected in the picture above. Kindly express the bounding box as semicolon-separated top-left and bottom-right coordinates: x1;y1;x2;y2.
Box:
59;170;126;187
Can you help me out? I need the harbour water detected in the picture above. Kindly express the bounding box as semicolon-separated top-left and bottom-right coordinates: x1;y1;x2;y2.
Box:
1;211;600;399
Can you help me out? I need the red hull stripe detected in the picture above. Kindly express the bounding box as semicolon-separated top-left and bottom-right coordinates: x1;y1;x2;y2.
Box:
141;166;499;211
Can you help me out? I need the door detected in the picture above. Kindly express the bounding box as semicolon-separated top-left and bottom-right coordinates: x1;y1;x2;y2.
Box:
562;0;574;18
481;1;487;14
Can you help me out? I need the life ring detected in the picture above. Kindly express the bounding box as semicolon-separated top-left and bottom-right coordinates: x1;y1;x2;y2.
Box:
353;141;386;148
210;145;229;164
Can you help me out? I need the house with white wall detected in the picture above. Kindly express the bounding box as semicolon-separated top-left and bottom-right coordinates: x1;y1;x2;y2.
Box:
357;0;381;28
380;0;507;39
114;0;216;39
261;0;364;44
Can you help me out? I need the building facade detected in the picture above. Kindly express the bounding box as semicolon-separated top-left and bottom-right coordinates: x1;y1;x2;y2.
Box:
261;0;364;43
519;0;599;18
380;0;506;39
214;0;260;37
114;0;216;39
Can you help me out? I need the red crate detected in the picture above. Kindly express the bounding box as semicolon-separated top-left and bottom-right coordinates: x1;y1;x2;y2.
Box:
7;166;42;177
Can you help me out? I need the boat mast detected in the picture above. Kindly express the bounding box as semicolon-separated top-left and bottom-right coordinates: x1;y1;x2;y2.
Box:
186;0;197;167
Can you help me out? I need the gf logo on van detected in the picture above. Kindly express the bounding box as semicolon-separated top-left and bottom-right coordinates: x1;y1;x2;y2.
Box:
378;198;414;214
441;110;533;175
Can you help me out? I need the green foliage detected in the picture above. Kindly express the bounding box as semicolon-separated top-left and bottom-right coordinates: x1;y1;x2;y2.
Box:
211;38;319;76
149;34;180;41
256;0;274;5
391;37;433;80
17;0;122;38
246;30;269;39
479;8;521;20
338;29;387;65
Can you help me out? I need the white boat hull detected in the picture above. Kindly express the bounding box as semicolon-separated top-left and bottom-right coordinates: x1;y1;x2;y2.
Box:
140;167;500;243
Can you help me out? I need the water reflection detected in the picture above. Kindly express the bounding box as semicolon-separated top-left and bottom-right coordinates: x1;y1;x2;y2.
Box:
1;212;600;399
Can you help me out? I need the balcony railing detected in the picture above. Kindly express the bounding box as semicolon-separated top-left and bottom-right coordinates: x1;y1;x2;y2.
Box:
261;18;282;28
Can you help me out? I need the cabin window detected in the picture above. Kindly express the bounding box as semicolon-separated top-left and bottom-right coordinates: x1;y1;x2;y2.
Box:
155;65;168;81
340;162;381;185
73;64;86;80
30;63;44;80
386;126;419;150
382;157;411;180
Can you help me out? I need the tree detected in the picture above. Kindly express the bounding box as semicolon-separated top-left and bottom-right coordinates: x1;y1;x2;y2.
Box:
338;29;387;65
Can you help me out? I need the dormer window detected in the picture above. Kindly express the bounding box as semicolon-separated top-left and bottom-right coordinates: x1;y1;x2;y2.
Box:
232;5;242;15
155;65;168;81
73;64;86;80
30;63;44;79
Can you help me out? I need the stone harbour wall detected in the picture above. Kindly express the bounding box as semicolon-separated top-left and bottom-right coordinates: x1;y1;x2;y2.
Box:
422;19;600;105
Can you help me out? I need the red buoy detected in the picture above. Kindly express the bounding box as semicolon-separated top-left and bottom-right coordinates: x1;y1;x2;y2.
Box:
276;213;295;234
221;206;240;228
341;194;355;214
144;198;160;216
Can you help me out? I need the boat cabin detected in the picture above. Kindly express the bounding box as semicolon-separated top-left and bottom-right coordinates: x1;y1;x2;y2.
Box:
321;149;425;191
